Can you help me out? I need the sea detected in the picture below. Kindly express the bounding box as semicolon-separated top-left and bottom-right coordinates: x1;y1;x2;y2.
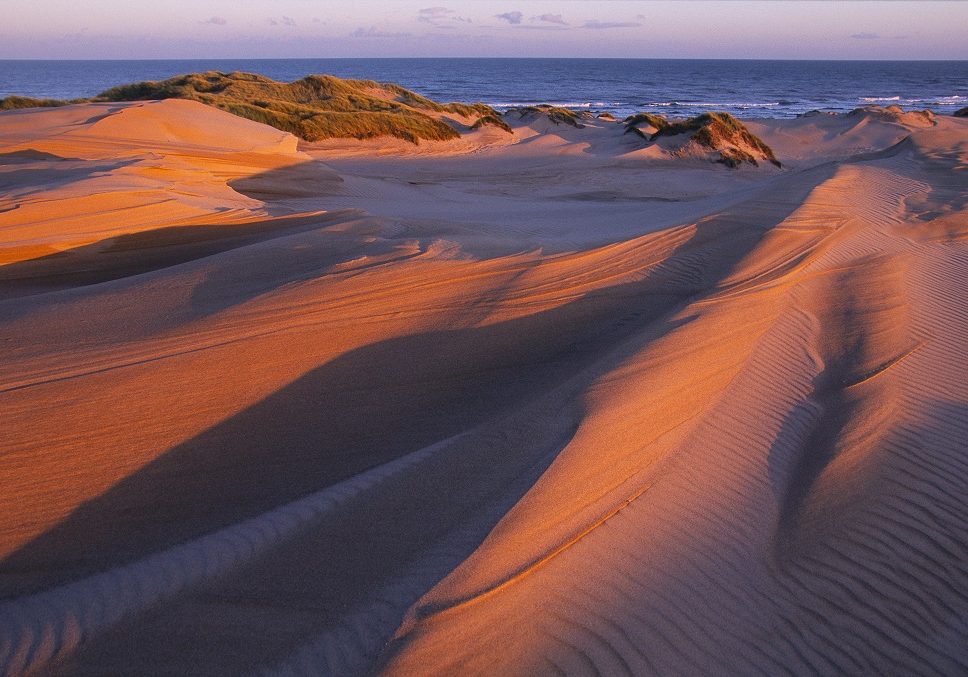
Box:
1;58;966;120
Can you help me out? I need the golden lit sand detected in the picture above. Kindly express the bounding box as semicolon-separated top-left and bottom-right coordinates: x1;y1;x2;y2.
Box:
0;100;966;675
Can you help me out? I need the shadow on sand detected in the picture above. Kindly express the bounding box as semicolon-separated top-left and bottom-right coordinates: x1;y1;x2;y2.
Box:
0;156;841;673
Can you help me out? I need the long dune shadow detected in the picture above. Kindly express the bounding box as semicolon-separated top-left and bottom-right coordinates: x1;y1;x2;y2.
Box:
0;158;429;342
0;163;121;191
227;154;344;206
0;155;346;298
0;155;133;196
0;158;844;676
4;272;702;676
0;210;359;304
0;272;684;600
54;368;594;675
1;159;836;596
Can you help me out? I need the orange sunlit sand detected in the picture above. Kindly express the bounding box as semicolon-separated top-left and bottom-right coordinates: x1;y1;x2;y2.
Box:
1;97;967;674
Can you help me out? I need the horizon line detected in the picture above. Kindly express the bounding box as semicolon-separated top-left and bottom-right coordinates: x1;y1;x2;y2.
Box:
3;56;968;62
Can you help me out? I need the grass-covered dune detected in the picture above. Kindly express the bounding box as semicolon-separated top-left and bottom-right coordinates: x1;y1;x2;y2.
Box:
626;111;781;168
0;96;71;111
0;72;510;144
98;72;508;144
623;112;671;139
507;105;585;128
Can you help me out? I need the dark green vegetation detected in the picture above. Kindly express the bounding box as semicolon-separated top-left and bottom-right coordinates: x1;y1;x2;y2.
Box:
0;72;510;144
953;106;967;118
626;111;780;168
0;96;71;111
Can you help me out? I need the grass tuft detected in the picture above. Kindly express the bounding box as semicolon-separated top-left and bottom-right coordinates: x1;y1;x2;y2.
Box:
471;114;513;133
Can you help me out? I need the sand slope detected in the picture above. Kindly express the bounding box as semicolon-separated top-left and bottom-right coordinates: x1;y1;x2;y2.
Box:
0;104;966;675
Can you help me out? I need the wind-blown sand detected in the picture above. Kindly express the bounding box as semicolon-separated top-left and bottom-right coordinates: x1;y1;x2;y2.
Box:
0;99;966;675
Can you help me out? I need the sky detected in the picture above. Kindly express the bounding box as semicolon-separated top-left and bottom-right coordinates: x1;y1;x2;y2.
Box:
2;1;967;60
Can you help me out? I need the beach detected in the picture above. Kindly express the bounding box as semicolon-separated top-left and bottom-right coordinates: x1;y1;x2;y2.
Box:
1;96;967;675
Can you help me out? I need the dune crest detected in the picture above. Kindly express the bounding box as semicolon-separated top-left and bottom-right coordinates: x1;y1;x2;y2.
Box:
0;99;966;675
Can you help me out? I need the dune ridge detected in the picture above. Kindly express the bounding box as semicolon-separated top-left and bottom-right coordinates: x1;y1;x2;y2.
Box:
0;98;966;675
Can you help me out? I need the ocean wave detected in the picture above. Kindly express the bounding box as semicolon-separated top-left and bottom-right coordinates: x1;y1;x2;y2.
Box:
860;95;967;105
487;100;625;109
644;101;783;109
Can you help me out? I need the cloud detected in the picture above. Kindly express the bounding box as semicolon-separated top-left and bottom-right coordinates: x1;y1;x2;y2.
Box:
582;20;642;30
495;11;524;25
351;26;412;39
267;16;296;28
534;13;567;26
515;24;567;31
418;7;471;28
419;7;454;19
201;16;227;26
850;31;880;39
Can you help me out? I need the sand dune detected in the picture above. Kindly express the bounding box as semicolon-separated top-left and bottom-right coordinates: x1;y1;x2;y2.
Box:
0;101;966;675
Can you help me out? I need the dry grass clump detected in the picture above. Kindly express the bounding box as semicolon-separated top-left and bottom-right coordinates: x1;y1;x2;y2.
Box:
623;112;671;139
0;96;72;110
96;71;507;144
624;112;670;130
470;113;513;133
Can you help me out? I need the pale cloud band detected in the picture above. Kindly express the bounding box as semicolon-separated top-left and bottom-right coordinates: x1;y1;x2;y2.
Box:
1;0;965;59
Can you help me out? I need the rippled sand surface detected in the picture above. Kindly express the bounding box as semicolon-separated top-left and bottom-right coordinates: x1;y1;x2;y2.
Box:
1;100;966;675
